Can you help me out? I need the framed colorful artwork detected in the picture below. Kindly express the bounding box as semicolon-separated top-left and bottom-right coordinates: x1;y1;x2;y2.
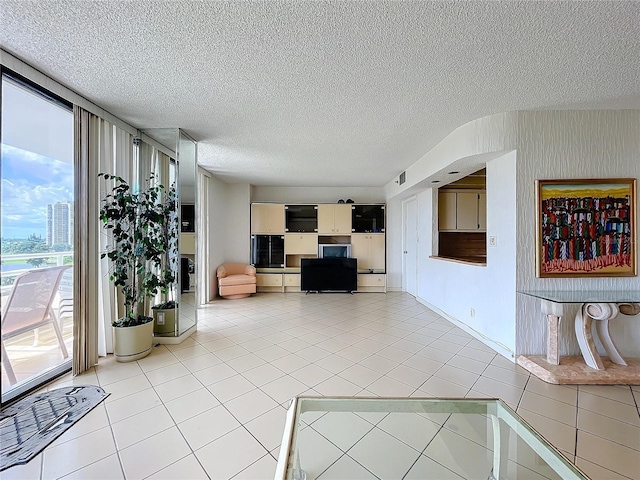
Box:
536;178;637;277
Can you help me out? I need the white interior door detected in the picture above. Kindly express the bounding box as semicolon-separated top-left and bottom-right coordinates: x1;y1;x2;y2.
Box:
403;197;418;296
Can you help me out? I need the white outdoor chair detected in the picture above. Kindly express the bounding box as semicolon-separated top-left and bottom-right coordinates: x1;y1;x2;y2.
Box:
1;266;71;385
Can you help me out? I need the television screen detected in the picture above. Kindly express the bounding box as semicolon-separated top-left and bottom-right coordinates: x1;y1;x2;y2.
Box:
318;244;351;259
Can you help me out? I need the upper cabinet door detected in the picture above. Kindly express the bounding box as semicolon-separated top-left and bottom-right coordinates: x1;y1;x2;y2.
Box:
317;204;335;234
455;193;480;230
438;192;457;231
333;204;352;233
266;204;285;233
251;204;284;233
477;193;487;231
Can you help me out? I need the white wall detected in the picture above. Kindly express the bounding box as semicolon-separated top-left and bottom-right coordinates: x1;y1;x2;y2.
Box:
515;110;640;356
251;186;384;204
207;174;230;299
413;152;518;358
225;183;252;264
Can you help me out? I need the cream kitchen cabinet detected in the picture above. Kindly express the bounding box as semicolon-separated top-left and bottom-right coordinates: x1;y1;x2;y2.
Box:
351;233;385;271
438;191;486;232
251;203;285;234
317;204;352;234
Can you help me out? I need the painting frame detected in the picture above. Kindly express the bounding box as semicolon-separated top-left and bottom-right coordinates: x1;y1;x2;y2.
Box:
536;178;637;278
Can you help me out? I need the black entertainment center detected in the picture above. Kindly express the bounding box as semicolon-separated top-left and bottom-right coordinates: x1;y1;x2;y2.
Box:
301;258;357;293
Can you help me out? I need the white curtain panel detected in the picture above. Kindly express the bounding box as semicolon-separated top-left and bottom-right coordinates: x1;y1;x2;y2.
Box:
96;124;134;356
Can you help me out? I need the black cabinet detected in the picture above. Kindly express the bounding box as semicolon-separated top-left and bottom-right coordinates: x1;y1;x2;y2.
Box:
251;235;285;268
285;205;317;232
352;205;385;233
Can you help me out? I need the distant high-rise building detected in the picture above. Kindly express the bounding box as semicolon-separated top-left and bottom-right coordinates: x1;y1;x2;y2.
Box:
46;201;73;246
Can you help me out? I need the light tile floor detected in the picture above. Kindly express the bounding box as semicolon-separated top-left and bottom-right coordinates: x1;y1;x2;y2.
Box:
3;292;639;479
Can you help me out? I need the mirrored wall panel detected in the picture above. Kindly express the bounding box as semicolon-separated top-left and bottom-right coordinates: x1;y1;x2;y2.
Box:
141;128;197;338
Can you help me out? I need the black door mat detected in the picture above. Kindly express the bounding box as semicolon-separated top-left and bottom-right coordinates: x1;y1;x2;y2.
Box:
0;385;109;471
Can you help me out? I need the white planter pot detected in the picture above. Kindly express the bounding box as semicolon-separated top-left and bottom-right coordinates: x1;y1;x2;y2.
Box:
113;321;154;362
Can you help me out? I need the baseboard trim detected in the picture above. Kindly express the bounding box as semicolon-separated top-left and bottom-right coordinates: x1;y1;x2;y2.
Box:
386;287;402;292
416;296;515;361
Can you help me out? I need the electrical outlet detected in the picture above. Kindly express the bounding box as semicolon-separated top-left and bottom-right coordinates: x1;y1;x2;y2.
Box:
489;236;497;247
157;312;165;325
470;308;475;318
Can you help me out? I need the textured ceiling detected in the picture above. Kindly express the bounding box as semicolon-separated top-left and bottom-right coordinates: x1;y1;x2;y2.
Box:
1;1;639;187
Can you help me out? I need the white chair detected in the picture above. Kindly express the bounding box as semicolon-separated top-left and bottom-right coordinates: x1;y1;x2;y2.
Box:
1;266;70;385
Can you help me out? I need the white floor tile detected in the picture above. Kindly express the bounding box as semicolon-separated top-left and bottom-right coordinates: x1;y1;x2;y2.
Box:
164;387;220;423
418;375;470;398
516;408;578;454
520;390;577;427
314;354;354;374
289;364;334;388
59;453;124;480
42;426;117;479
472;376;524;407
578;389;640;426
377;412;441;451
143;362;191;386
226;353;267;373
96;362;142;386
192;362;238;386
577;408;640;451
146;454;209;480
244;405;288;451
225;388;280;423
119;427;191;479
433;364;480;389
195;426;269;479
311;412;375;452
242;363;285;386
576;430;640;479
337;364;381;388
269;353;310;373
366;375;416;397
313;375;363;396
111;404;175;450
231;454;277;479
179;352;222;372
404;455;464;479
347;427;422;479
178;404;242;450
208;374;257;403
2;455;43;480
103;374;153;403
294;426;344;480
260;375;309;404
317;455;377;479
153;374;204;403
423;428;493;480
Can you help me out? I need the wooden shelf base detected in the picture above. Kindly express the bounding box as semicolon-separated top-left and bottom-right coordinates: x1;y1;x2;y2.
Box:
517;355;640;385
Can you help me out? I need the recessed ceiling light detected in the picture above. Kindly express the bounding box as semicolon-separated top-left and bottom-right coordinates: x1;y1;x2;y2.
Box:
448;171;459;174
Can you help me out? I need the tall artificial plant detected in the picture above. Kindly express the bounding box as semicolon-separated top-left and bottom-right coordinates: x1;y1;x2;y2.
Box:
99;173;175;327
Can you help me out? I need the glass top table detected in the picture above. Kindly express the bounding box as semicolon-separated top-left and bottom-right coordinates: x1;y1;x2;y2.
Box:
276;396;589;480
518;290;640;304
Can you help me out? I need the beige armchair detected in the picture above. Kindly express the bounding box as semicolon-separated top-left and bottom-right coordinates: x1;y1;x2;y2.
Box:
217;263;257;299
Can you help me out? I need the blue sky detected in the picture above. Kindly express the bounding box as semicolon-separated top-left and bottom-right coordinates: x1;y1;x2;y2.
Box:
1;144;74;239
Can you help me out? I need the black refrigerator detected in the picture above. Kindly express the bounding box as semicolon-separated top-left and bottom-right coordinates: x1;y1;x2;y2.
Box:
251;235;285;268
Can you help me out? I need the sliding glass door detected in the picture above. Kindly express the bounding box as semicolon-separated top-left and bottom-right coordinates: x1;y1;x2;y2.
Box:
1;72;74;403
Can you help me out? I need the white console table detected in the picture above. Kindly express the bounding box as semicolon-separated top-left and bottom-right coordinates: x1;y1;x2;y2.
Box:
517;290;640;384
